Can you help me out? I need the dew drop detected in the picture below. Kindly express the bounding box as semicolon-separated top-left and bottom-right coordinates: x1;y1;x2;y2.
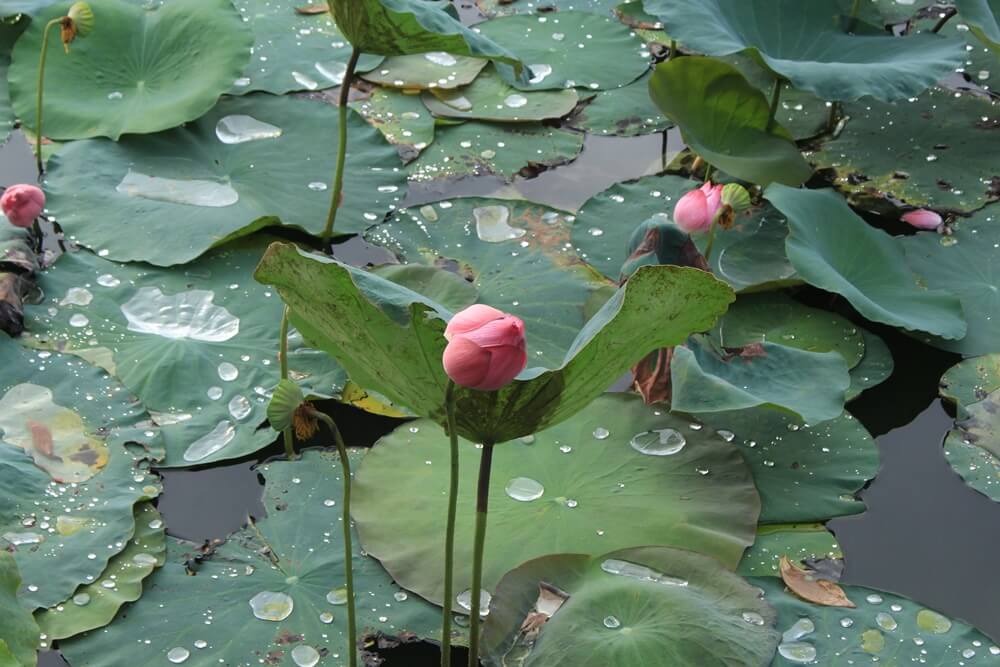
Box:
742;611;765;626
69;314;89;328
193;640;208;649
600;558;688;587
291;645;320;667
528;64;552;84
228;395;252;421
319;611;334;624
167;647;190;663
474;205;525;243
249;591;294;621
215;115;282;144
308;181;328;191
456;589;491;616
122;288;240;341
629;428;686;456
782;618;816;643
865;594;883;605
327;587;349;605
505;477;544;502
218;362;239;382
72;593;90;606
424;51;458;67
875;612;897;631
207;386;223;401
777;642;816;664
97;274;120;288
116;171;239;207
716;429;736;442
916;608;952;634
603;615;621;629
183;420;236;462
394;591;408;602
61;287;93;306
107;91;123;100
504;94;528;109
592;427;610;440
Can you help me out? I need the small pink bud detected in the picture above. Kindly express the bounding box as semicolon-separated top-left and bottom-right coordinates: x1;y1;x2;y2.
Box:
901;209;942;230
1;184;45;228
443;305;527;391
674;182;724;233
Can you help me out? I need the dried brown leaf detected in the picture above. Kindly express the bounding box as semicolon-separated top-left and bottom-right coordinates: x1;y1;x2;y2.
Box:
780;555;855;608
295;3;329;14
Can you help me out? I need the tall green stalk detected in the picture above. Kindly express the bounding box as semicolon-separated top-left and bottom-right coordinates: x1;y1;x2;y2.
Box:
321;48;362;247
467;441;496;667
766;79;782;133
279;308;296;460
441;381;459;667
308;407;358;667
34;18;61;175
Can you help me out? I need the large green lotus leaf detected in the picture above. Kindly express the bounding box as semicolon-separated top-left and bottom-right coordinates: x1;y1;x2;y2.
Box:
23;241;347;467
695;407;877;523
476;0;623;16
421;66;580;122
42;94;405;266
847;327;894;401
958;0;1000;53
361;52;487;90
940;355;1000;502
58;449;448;666
0;1;55;16
255;241;734;444
480;547;780;667
566;70;670;137
477;10;650;91
811;87;1000;213
643;0;967;102
753;576;998;664
671;336;850;425
0;334;163;610
330;0;523;72
571;174;799;292
350;87;436;162
765;184;967;339
8;0;253;140
738;524;841;577
649;57;812;187
718;292;865;369
231;0;382;95
0;19;23;146
368;198;612;365
353;394;760;609
371;264;478;312
0;553;38;667
407;122;584;184
901;212;1000;356
35;502;165;641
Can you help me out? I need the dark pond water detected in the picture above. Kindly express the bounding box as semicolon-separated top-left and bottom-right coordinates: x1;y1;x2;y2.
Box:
0;6;997;660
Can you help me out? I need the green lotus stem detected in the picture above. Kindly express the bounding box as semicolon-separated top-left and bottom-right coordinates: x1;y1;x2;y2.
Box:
279;307;296;460
321;47;362;248
309;407;358;667
827;102;842;134
467;440;495;667
441;380;459;667
668;39;678;61
766;79;782;133
847;0;861;31
34;18;61;175
704;163;715;182
703;219;718;263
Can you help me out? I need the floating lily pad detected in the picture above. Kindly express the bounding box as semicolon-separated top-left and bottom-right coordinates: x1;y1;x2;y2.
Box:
350;87;436;162
407;123;585;184
361;52;487;90
753;576;998;665
476;0;623;16
0;334;162;610
480;547;780;667
368;198;610;364
957;0;1000;54
738;524;842;577
23;240;347;467
644;0;967;102
230;0;382;95
9;0;253;140
811;87;1000;213
649;57;813;186
421;66;580;122
58;449;447;666
694;407;878;523
42;94;405;266
35;502;165;640
847;327;894;401
940;355;1000;502
718;293;866;369
565;70;670;136
765;185;967;340
0;552;38;667
352;394;760;609
671;336;850;425
477;10;650;91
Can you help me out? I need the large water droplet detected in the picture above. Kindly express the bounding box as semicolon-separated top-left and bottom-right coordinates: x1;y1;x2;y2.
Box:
249;591;294;621
167;647;190;664
504;94;528;109
60;287;93;306
435;90;473;111
592;427;610;440
916;609;952;634
505;477;544;501
116;171;239;207
875;612;897;631
327;587;348;605
3;532;44;546
207;386;223;401
424;51;458;67
742;611;765;626
72;593;91;606
292;71;319;90
183;420;236;462
782;618;815;643
228;395;252;421
528;64;552;84
132;553;158;567
217;362;239;381
215;115;282;144
291;645;320;667
97;274;120;288
777;642;816;664
629;429;686;456
474;206;526;243
315;60;348;84
121;287;239;341
603;615;621;629
457;589;491;616
600;559;688;587
69;314;89;328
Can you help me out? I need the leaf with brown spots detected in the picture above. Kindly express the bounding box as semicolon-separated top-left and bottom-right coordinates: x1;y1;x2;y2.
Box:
295;3;329;14
780;555;855;608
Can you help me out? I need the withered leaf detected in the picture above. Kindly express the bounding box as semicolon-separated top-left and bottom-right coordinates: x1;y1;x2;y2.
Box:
780;555;855;608
295;3;329;14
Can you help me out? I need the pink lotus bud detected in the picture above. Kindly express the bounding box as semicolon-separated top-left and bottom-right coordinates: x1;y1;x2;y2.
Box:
674;182;723;233
443;305;527;391
901;209;942;230
1;184;45;228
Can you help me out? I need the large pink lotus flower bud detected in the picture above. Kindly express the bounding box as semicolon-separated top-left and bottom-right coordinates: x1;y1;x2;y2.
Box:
901;209;942;231
673;181;724;233
443;304;527;391
1;184;45;228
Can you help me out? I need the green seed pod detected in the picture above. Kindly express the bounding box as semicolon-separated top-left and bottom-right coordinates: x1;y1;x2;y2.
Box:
267;379;305;432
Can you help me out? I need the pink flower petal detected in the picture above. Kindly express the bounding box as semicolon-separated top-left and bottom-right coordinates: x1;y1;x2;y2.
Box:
442;336;491;388
444;304;506;340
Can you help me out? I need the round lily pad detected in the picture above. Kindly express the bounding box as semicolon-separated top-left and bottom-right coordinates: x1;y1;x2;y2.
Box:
367;197;611;366
352;394;760;609
361;52;487;90
476;0;623;17
940;354;1000;502
230;0;383;95
58;449;449;666
565;70;670;137
421;66;580;122
23;239;347;467
42;94;405;266
0;334;163;610
738;524;842;577
847;327;894;401
477;10;650;91
350;86;436;162
0;551;39;667
9;0;254;140
481;547;780;667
